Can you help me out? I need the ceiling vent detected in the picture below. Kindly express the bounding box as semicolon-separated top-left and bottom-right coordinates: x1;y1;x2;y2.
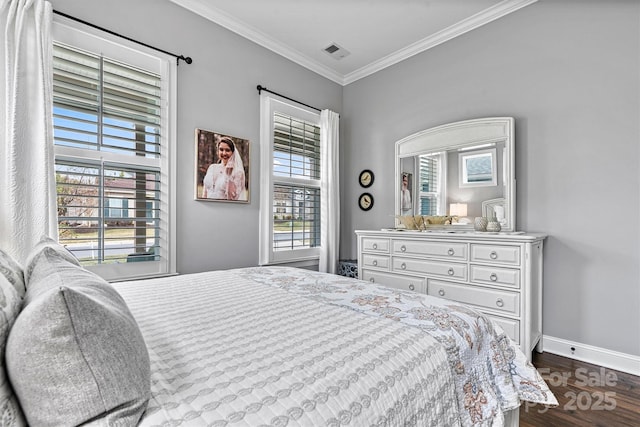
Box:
323;42;350;60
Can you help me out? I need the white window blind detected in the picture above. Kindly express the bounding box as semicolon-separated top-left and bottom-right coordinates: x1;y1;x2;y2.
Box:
53;44;161;157
52;21;176;281
418;153;441;215
260;96;322;265
273;112;320;180
55;160;161;263
272;112;321;252
272;184;320;251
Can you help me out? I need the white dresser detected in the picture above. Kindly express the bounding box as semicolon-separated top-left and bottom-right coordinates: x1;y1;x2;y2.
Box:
356;230;545;360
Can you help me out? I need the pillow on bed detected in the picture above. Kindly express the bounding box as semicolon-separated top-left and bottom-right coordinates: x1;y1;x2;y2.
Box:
0;249;26;298
0;254;27;426
6;243;150;427
23;245;86;306
23;236;79;284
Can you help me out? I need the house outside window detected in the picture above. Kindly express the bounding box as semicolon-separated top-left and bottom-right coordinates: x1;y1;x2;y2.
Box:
259;96;322;265
52;19;176;281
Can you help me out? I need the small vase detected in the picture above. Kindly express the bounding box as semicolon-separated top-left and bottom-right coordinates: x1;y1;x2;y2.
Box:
486;218;502;232
474;217;488;232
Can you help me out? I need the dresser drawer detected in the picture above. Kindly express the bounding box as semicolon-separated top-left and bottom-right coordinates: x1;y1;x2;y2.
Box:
361;237;390;253
361;270;426;293
427;279;519;316
393;257;467;280
361;253;390;270
485;314;520;344
470;265;520;289
393;240;467;260
470;244;520;265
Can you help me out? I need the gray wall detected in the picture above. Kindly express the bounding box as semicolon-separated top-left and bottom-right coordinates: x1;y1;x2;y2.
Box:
51;0;639;357
342;0;640;356
50;0;343;273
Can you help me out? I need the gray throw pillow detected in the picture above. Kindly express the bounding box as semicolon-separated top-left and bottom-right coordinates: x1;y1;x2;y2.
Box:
6;243;150;427
0;257;27;426
23;246;86;306
23;236;79;284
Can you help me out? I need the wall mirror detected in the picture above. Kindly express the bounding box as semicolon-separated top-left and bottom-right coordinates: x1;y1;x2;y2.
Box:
394;117;515;232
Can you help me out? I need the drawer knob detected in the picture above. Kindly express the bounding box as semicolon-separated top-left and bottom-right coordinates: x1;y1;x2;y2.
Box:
447;268;454;276
373;243;378;250
400;245;406;252
409;284;415;291
490;251;498;260
401;263;407;270
448;248;455;256
372;260;378;266
496;298;504;307
438;289;445;297
369;278;375;283
490;273;498;282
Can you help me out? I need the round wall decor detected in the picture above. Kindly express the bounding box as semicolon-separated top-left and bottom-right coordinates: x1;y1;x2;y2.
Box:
358;193;374;211
358;169;374;188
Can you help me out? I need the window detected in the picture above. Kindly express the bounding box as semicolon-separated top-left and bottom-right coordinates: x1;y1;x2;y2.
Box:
459;148;497;187
52;20;176;281
259;96;322;265
418;152;445;215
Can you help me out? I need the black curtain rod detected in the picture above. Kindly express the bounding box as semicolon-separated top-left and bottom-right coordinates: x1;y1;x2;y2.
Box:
256;85;321;112
53;10;192;66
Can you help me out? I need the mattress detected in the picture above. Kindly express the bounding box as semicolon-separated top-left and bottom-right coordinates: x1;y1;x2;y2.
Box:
113;266;556;426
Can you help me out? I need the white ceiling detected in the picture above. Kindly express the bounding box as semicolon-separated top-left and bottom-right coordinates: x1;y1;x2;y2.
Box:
169;0;537;85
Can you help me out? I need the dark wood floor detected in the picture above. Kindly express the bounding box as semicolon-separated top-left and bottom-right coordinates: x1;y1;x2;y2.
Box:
519;352;640;427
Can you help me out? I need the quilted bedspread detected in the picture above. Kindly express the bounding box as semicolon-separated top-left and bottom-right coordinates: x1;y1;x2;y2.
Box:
115;269;462;427
232;266;558;426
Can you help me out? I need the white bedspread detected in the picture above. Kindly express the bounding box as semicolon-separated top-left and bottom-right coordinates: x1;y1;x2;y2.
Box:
232;267;558;426
114;269;462;427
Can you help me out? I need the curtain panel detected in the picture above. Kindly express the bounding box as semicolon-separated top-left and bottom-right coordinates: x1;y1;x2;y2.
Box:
319;109;340;274
0;0;56;261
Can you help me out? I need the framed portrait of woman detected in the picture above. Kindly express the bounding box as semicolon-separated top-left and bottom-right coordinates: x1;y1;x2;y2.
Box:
194;129;250;203
401;172;413;214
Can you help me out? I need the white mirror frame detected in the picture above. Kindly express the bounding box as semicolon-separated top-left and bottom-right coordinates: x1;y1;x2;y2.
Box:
394;117;516;232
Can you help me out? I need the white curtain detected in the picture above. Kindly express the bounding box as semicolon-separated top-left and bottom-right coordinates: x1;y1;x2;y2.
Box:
319;109;340;274
0;0;55;261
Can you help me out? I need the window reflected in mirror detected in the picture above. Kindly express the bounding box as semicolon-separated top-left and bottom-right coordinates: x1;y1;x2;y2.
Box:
418;153;443;215
459;147;497;187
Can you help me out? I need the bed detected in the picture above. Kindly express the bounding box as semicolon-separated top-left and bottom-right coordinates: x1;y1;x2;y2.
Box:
0;238;557;427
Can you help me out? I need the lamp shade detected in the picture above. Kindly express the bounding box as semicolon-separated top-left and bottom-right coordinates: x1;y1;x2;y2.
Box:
450;203;467;217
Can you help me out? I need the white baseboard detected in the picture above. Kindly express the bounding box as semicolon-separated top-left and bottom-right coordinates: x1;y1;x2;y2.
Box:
542;335;640;376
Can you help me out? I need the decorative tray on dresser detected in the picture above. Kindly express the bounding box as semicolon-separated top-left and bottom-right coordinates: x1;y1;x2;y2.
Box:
355;229;546;360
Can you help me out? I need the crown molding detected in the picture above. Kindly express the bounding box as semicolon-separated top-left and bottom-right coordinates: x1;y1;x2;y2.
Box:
343;0;538;85
170;0;537;87
168;0;345;85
